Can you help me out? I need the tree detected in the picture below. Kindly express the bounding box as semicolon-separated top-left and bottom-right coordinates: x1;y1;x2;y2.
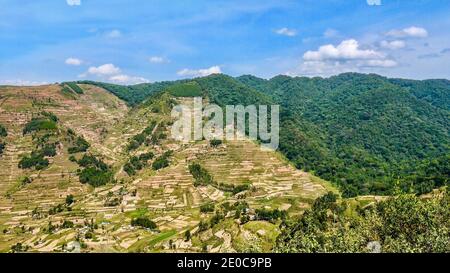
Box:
131;217;157;229
65;195;75;206
184;230;191;242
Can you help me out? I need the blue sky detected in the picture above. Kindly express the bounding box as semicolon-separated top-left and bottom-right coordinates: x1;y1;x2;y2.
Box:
0;0;450;85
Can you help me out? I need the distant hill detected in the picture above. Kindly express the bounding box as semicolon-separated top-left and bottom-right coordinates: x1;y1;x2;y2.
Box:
81;73;449;197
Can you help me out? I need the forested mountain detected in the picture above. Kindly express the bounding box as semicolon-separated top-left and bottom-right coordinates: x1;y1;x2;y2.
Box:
86;73;450;197
0;74;448;253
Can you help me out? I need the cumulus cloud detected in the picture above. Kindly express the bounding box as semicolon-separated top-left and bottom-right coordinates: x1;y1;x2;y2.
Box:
109;74;150;84
380;40;406;50
80;63;148;84
87;64;121;76
386;26;428;38
106;29;122;38
149;56;169;64
297;39;397;76
177;66;222;77
65;57;83;66
303;39;384;61
66;0;81;6
274;28;297;37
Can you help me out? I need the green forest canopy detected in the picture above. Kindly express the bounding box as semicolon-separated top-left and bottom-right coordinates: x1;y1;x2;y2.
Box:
87;73;450;197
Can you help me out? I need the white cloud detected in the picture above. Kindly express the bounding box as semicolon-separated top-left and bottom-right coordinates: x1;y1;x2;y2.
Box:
87;64;121;76
106;29;122;38
274;27;297;37
177;66;222;77
81;63;148;84
380;40;406;50
0;79;49;86
65;57;83;66
149;56;169;64
303;39;383;61
66;0;81;6
386;26;428;38
297;39;397;76
109;74;150;85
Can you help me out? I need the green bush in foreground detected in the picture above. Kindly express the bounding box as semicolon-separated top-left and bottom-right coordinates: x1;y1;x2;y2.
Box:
275;190;450;253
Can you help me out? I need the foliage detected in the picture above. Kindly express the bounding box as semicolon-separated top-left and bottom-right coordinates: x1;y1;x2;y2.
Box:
131;216;157;229
23;117;57;135
82;73;449;197
0;124;7;137
41;143;57;157
235;73;450;197
124;152;154;176
68;136;90;154
275;190;450;253
127;121;157;151
76;154;113;187
152;151;172;170
200;203;215;213
18;151;49;170
210;139;222;147
0;142;5;156
167;81;203;97
65;194;75;206
10;243;29;253
255;208;287;222
189;163;214;186
63;82;84;94
62;220;74;229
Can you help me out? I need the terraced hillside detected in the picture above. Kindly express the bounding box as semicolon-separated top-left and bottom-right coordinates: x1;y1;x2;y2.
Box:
0;83;334;253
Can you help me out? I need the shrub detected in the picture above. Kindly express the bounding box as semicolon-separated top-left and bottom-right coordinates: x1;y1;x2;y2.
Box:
0;124;7;137
62;220;74;229
68;136;90;154
189;163;213;186
0;142;5;156
78;167;113;187
152;151;172;170
76;155;113;187
124;162;136;176
42;143;57;157
255;208;287;222
65;195;75;206
23;118;57;135
200;203;215;213
40;111;59;122
131;217;157;229
18;151;49;170
210;139;222;147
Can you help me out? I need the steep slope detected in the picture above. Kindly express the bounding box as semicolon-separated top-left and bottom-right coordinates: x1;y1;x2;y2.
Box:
236;73;450;197
0;84;332;253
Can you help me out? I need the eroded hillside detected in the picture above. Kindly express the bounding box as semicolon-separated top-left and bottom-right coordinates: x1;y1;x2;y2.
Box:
0;83;333;253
